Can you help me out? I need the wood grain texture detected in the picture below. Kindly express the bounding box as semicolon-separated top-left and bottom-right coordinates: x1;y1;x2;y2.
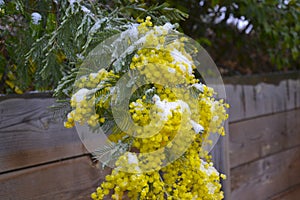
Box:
231;146;300;200
0;98;87;173
229;108;300;168
270;183;300;200
0;156;110;200
226;78;300;122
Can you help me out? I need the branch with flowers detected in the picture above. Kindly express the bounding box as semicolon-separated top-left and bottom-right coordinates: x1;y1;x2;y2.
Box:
63;16;229;200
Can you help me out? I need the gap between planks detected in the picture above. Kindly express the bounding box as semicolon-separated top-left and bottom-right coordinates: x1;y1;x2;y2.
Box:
0;153;92;176
268;182;300;200
230;143;300;171
229;107;300;124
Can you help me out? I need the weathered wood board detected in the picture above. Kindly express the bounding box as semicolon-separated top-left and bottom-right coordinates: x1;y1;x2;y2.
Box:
231;146;300;200
0;156;109;200
225;77;300;122
226;72;300;200
0;98;86;173
229;108;300;168
270;183;300;200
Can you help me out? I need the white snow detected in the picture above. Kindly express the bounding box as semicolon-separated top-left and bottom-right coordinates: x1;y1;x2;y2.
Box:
168;67;176;73
124;24;139;40
69;0;80;6
145;87;155;95
207;182;217;194
113;22;174;60
190;120;204;134
110;24;141;60
127;153;141;172
81;5;90;13
131;101;144;110
200;160;219;177
76;53;84;60
162;23;175;31
192;83;204;92
109;86;116;94
154;22;174;35
152;95;190;121
90;19;104;33
89;73;98;79
171;49;193;74
69;0;82;13
67;112;73;119
31;12;42;25
71;88;89;103
199;159;220;194
127;152;138;164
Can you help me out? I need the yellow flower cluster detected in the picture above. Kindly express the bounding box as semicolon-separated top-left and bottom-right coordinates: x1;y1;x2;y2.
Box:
161;149;226;200
91;147;226;200
91;86;228;199
64;69;119;128
197;85;229;138
65;16;229;200
137;16;153;34
130;18;198;87
91;169;165;200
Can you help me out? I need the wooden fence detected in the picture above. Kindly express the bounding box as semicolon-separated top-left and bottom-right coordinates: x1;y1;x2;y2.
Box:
0;72;299;200
225;72;300;200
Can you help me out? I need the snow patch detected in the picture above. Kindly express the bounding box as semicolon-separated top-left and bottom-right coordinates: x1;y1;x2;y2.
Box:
145;87;155;95
192;83;204;92
200;160;219;177
69;0;82;12
168;67;176;73
162;23;175;31
89;73;98;79
76;53;84;60
109;86;116;94
154;22;174;35
127;153;141;172
81;5;90;13
72;88;89;103
127;152;138;164
190;120;204;134
171;49;193;74
152;95;190;121
31;12;42;25
207;182;217;194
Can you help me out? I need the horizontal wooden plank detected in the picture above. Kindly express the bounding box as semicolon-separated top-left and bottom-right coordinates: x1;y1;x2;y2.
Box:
0;92;53;101
0;156;110;200
0;98;87;173
269;183;300;200
229;108;300;168
231;146;300;200
225;78;300;122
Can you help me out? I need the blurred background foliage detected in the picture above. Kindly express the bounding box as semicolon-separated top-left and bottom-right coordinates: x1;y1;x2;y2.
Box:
165;0;300;75
0;0;186;94
0;0;299;94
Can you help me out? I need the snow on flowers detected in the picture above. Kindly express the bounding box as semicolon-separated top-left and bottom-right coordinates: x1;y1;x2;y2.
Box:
64;16;229;200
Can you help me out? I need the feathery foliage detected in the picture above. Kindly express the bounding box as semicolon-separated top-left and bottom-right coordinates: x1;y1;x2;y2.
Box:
0;0;188;94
